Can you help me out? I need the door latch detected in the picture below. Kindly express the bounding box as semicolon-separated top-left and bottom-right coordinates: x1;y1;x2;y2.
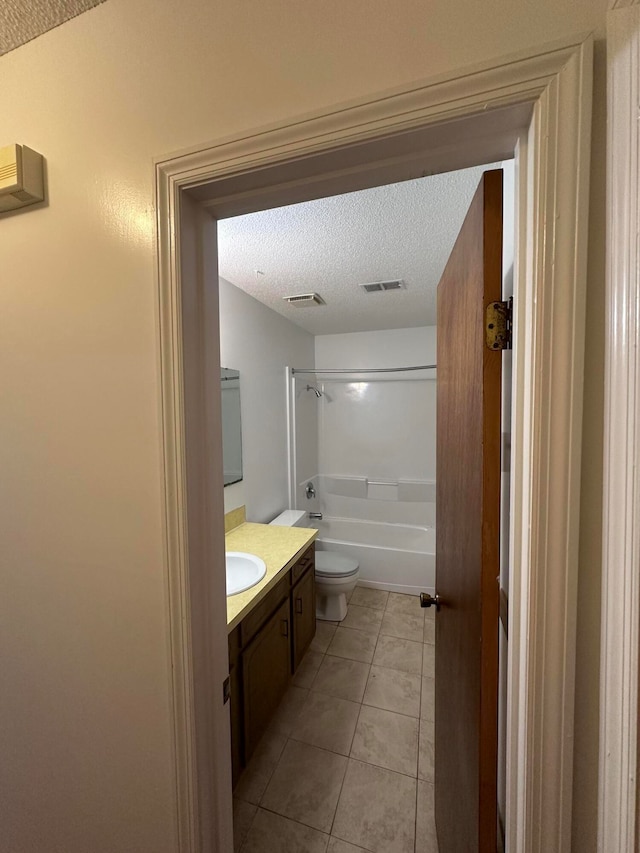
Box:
420;592;441;611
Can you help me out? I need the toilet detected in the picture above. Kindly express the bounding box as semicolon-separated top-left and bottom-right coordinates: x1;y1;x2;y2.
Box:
269;510;359;621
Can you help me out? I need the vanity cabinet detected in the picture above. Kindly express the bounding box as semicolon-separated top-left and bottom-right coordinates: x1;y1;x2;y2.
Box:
228;543;315;782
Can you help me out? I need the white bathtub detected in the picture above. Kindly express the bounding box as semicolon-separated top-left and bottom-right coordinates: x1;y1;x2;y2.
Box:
312;516;435;596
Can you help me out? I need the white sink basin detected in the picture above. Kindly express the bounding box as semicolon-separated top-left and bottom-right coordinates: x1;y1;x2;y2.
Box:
225;551;267;596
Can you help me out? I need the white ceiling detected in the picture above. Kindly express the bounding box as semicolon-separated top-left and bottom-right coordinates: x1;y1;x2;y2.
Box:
217;163;501;336
0;0;107;55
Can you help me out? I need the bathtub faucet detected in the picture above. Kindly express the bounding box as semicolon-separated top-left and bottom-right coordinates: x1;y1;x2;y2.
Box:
308;512;323;520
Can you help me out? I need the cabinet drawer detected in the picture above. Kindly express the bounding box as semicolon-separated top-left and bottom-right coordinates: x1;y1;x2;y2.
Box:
291;544;315;584
240;575;289;648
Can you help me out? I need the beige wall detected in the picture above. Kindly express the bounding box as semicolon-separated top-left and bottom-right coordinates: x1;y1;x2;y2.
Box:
0;1;606;850
218;276;315;522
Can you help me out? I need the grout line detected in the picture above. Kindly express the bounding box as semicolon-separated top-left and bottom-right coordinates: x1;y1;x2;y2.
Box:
255;736;289;809
348;699;366;760
329;711;362;839
349;754;423;783
253;803;333;844
234;797;259;853
414;769;420;853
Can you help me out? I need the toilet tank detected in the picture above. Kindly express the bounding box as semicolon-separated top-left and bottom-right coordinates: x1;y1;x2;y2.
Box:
269;509;309;528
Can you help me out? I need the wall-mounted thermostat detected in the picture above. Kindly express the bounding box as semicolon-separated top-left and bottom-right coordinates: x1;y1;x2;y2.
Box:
0;144;45;213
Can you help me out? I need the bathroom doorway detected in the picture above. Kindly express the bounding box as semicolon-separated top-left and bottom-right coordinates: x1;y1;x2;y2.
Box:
155;36;591;853
218;167;508;851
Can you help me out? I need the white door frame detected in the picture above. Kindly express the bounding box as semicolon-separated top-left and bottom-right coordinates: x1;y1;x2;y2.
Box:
599;2;640;851
155;34;593;852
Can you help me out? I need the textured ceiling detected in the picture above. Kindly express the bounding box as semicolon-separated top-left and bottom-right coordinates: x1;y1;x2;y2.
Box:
0;0;107;55
217;164;501;336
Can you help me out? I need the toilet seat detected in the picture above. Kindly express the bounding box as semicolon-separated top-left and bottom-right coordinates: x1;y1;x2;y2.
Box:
315;550;359;579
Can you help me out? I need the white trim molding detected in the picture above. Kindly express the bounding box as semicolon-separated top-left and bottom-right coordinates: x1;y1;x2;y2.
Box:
511;37;593;852
155;35;593;852
600;4;640;852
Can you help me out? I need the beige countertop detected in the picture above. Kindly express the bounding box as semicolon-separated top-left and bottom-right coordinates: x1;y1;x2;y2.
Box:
225;521;317;632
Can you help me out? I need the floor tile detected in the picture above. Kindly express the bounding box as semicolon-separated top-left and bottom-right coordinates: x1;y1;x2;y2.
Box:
385;592;422;617
415;780;438;853
351;705;419;777
327;626;377;664
418;720;434;782
312;655;371;702
362;665;421;718
421;677;435;722
328;838;373;852
423;643;435;678
269;686;309;737
373;634;423;675
233;798;256;852
261;740;347;833
240;807;330;853
311;622;338;653
234;729;287;804
423;615;435;645
291;690;360;755
234;579;440;853
351;586;389;610
380;610;424;643
340;604;383;634
332;759;417;853
293;650;324;688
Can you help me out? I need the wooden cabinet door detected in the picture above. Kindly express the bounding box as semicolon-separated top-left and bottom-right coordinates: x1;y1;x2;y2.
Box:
242;599;291;761
435;169;502;852
228;626;243;786
229;662;243;786
292;567;316;671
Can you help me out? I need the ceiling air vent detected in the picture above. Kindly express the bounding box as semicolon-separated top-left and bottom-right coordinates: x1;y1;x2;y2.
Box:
359;279;405;293
283;292;326;306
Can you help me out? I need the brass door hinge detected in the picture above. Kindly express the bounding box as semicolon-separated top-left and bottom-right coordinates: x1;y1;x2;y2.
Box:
486;298;513;350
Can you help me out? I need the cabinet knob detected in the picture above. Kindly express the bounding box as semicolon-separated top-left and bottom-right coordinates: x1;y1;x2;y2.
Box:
281;619;289;637
295;597;303;614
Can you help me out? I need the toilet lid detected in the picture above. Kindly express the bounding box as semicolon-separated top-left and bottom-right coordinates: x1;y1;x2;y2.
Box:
315;550;359;578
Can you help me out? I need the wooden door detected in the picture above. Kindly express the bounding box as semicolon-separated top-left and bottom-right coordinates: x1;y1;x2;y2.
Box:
435;169;503;852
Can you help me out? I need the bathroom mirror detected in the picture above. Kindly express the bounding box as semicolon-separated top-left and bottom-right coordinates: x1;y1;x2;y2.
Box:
221;368;243;486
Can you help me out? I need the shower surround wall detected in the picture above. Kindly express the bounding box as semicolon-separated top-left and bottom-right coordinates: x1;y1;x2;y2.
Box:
307;326;436;592
314;326;435;517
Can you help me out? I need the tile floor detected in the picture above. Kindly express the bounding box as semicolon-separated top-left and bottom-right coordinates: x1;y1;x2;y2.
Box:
233;587;439;853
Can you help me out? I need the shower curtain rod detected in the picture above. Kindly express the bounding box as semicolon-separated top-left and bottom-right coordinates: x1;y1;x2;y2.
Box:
291;364;436;375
